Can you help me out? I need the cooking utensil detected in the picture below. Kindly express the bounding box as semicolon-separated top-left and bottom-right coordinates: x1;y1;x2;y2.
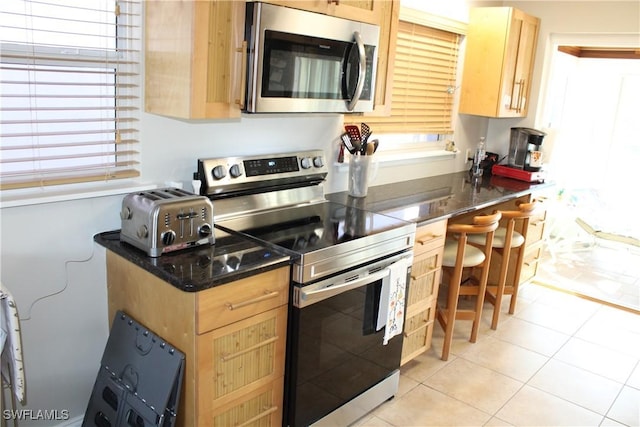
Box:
370;139;379;154
360;140;368;155
344;125;361;144
341;133;359;154
360;123;371;144
365;141;375;155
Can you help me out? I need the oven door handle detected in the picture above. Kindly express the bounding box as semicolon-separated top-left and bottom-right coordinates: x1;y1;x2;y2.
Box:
298;268;390;307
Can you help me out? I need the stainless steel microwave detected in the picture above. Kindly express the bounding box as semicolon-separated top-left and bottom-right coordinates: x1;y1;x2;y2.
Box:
244;2;380;114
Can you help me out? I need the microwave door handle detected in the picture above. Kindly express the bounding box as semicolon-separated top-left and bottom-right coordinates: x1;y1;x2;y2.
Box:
346;31;366;112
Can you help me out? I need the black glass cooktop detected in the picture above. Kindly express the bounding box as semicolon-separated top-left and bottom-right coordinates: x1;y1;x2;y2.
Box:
215;201;412;256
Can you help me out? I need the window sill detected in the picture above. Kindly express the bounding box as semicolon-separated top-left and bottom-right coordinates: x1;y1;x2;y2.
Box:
334;148;457;170
0;181;158;209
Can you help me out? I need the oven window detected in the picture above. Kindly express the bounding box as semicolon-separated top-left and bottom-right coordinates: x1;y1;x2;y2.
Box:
286;278;403;426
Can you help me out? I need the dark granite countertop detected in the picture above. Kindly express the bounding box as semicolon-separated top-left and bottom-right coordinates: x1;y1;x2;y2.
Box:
326;171;554;225
94;228;291;292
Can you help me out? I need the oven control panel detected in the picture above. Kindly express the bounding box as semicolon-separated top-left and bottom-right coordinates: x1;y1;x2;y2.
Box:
197;150;328;197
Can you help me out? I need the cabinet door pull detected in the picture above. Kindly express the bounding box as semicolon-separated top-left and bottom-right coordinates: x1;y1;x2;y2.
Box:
235;40;248;108
417;234;442;245
225;290;279;311
403;319;430;337
237;405;279;427
220;336;279;362
516;79;524;113
411;266;439;281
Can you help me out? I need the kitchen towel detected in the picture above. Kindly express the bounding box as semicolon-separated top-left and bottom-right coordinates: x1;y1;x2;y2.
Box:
377;258;409;345
1;282;26;405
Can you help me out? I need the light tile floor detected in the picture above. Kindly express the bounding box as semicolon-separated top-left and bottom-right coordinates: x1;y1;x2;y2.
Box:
536;238;640;312
354;282;640;426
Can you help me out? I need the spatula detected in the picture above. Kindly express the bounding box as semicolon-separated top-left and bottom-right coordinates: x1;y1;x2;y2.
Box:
341;133;359;154
360;123;372;144
344;125;361;144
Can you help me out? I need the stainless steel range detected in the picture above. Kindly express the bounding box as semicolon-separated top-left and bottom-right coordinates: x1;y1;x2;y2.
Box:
197;150;416;427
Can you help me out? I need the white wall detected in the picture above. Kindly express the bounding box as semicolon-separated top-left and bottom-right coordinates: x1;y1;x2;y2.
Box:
1;1;638;424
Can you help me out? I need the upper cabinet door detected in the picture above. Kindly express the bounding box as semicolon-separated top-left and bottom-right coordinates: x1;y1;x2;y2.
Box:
145;1;246;119
459;7;540;118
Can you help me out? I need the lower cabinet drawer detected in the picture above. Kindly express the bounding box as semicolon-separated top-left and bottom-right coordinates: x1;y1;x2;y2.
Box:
520;244;543;283
197;305;287;412
414;220;447;256
196;267;289;333
408;247;443;306
401;305;435;365
527;212;546;245
204;380;284;427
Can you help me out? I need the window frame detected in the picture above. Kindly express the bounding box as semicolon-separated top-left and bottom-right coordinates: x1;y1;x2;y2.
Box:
0;0;141;192
347;8;467;154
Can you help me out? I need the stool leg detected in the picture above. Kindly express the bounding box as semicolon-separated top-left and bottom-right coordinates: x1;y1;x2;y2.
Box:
471;256;491;341
439;259;464;361
509;251;525;314
441;274;461;361
490;247;511;330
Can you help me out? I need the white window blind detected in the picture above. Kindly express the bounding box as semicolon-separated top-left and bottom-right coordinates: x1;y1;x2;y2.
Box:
355;9;465;135
0;0;141;191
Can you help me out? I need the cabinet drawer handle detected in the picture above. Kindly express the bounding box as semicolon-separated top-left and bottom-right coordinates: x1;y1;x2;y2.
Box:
530;220;544;227
403;319;431;337
236;405;279;427
417;234;442;245
220;336;279;362
225;290;279;311
411;267;439;281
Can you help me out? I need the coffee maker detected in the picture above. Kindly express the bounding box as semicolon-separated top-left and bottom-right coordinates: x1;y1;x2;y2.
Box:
492;127;547;182
508;127;546;171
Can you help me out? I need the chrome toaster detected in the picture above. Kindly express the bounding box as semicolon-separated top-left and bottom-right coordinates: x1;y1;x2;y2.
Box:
120;188;214;257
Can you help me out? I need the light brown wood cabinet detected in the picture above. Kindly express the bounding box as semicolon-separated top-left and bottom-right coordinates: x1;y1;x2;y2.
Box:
106;251;289;426
459;7;540;118
145;1;246;119
401;219;446;365
259;0;383;24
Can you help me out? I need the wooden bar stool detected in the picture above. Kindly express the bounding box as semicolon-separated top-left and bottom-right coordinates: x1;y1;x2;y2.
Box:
468;200;540;329
436;212;501;361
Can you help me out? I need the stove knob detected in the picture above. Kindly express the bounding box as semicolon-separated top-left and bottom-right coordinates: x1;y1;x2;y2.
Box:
300;157;312;169
226;255;240;270
229;164;242;178
136;225;148;239
313;156;324;168
212;165;227;180
161;230;176;246
196;255;211;268
198;223;212;238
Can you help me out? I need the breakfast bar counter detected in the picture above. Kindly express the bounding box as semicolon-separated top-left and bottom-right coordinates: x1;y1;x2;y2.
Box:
326;171;554;225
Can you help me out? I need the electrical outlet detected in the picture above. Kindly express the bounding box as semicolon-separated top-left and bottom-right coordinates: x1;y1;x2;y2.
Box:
465;149;472;164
